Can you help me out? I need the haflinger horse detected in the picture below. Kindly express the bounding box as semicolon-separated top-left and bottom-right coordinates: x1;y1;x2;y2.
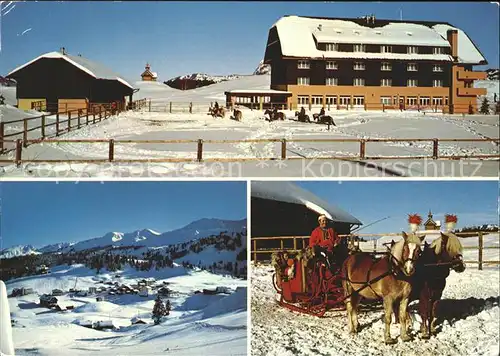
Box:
411;232;465;339
342;231;425;344
264;109;285;121
231;109;243;121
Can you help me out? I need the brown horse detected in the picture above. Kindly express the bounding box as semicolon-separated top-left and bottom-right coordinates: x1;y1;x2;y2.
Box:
411;232;465;338
264;109;285;121
342;232;425;344
232;109;243;121
208;106;225;118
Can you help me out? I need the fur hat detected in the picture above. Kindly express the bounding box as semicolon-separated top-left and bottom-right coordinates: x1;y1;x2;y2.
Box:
318;214;327;222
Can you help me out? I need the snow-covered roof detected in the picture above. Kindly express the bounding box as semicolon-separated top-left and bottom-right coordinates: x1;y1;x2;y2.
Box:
271;16;486;64
7;51;134;89
251;181;362;225
225;89;292;94
432;24;486;64
151;72;158;78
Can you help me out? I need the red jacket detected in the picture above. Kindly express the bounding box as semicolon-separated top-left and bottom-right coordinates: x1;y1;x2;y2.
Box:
309;227;340;252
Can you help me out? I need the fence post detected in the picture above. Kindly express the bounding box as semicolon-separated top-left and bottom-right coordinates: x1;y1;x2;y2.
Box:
149;99;152;112
77;109;81;129
197;139;203;162
432;139;439;159
56;113;60;136
41;115;46;139
169;102;172;113
360;139;366;159
373;239;377;253
86;109;89;125
281;139;286;160
99;107;102;122
15;139;22;167
68;111;72;132
0;122;4;153
478;232;483;270
383;103;385;112
253;240;257;263
109;139;114;162
189;102;193;114
328;102;331;111
23;119;28;147
93;111;96;124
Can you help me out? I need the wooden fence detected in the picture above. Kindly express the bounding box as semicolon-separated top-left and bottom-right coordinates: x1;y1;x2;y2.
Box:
1;136;498;167
251;232;500;270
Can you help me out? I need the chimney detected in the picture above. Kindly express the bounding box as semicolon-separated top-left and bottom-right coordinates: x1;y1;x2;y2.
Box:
447;29;458;60
60;47;66;55
318;24;322;31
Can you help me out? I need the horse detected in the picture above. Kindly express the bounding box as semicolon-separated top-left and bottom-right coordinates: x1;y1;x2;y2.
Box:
342;231;425;344
232;109;242;121
294;111;311;123
264;109;285;121
411;232;466;339
208;106;225;118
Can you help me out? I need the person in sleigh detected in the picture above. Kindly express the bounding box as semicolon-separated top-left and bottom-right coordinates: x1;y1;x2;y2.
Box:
309;215;341;271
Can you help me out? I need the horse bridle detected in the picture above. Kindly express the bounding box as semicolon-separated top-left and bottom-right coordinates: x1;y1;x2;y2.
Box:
387;242;421;276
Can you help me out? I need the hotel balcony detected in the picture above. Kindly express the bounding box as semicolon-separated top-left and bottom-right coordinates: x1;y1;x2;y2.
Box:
457;71;487;81
457;87;486;96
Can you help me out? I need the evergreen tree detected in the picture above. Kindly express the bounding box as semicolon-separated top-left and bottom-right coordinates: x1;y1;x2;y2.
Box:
165;300;171;316
480;97;490;114
152;296;167;325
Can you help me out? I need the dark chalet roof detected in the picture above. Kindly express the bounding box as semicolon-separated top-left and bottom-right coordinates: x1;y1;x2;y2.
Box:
7;51;134;90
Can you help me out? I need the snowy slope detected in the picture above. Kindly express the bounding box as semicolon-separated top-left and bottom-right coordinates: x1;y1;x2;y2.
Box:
6;264;247;355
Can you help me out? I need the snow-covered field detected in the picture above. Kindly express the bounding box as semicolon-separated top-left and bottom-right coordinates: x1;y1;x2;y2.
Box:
5;264;247;356
1;76;498;177
251;234;500;356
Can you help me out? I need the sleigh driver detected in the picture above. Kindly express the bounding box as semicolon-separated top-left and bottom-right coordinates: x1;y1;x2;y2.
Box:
309;214;341;271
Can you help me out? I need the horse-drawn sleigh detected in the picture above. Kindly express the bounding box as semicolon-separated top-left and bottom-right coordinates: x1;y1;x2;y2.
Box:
271;216;466;343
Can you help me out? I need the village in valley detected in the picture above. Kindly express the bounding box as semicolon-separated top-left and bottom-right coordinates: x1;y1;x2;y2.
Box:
0;4;498;177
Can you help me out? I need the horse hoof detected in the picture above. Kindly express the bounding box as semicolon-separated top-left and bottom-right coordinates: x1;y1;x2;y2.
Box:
385;338;397;345
420;334;430;340
401;335;412;342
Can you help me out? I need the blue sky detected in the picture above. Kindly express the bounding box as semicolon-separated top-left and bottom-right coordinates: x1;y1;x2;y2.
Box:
0;1;498;81
295;180;499;234
0;181;247;249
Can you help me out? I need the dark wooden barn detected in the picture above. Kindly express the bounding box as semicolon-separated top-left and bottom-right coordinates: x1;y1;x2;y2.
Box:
251;181;362;260
6;49;135;113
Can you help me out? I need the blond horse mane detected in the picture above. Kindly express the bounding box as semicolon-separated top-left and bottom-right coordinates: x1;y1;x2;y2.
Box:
430;232;463;257
391;232;425;262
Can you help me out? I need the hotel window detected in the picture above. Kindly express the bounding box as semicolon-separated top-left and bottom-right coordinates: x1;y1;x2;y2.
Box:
433;79;443;87
326;95;337;105
353;96;365;106
407;63;418;71
339;96;351;105
353;44;365;52
433;65;443;72
326;77;338;86
432;97;443;106
326;61;338;70
297;96;309;105
407;79;418;87
380;96;392;105
407;97;418;105
433;47;446;55
420;97;431;106
381;79;392;87
297;77;310;85
464;81;473;88
325;43;338;51
353;78;365;86
445;97;449;105
354;62;365;70
297;60;310;69
407;46;418;54
312;96;323;105
264;96;271;103
381;45;392;53
381;62;392;71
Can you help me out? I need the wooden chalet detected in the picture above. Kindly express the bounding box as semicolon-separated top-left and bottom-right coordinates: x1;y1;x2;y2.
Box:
251;181;362;261
141;63;157;81
6;48;135;113
424;210;441;231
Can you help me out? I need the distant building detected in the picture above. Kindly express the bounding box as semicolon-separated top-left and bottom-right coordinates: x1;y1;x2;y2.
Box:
424;210;441;231
141;63;158;82
262;15;487;113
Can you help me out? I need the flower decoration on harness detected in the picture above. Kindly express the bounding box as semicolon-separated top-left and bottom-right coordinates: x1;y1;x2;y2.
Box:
408;214;422;233
444;214;458;232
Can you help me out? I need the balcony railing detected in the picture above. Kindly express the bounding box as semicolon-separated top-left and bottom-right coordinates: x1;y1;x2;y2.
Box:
457;71;487;81
457;87;486;96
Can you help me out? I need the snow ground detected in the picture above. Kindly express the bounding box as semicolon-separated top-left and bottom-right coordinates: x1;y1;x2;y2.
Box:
1;77;498;177
6;264;247;356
